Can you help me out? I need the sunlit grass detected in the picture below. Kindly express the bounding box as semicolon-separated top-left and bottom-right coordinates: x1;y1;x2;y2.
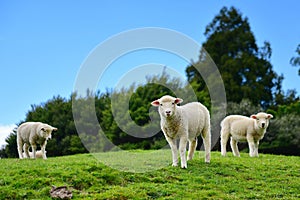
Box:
0;151;299;199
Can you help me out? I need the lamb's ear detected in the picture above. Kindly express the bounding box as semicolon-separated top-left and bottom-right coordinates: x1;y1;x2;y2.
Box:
52;127;58;131
151;100;160;107
267;114;273;119
174;98;183;104
250;115;257;119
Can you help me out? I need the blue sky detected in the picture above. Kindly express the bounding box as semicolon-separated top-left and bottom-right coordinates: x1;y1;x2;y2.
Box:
0;1;300;146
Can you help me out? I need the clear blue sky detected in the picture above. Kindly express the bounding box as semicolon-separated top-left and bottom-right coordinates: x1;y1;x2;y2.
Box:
0;1;299;145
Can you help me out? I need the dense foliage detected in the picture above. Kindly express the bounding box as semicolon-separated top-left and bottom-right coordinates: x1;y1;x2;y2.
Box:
1;6;299;158
186;7;281;108
290;44;300;75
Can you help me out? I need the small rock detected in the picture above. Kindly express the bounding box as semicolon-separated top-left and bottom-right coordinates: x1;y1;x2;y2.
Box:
50;185;73;199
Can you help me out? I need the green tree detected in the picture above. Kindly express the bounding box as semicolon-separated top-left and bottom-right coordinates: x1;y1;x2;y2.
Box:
103;72;181;150
261;113;300;156
290;44;300;75
2;131;18;158
72;91;112;153
186;6;280;108
226;98;263;116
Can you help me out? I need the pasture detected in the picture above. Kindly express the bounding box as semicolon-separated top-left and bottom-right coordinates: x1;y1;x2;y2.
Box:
0;151;299;199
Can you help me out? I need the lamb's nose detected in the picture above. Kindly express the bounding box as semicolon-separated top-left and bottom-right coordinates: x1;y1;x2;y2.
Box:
166;111;171;114
262;123;265;128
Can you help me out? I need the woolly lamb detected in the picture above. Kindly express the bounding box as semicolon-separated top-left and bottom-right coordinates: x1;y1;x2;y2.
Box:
220;112;273;157
151;95;211;168
17;122;57;159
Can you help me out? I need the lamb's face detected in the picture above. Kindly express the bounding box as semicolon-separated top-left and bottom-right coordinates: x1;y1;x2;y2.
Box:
151;95;183;118
251;112;273;129
39;126;58;140
159;101;177;118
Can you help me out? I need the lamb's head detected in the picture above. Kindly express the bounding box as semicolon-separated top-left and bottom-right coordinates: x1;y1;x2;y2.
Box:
39;125;58;140
251;112;273;129
151;95;183;118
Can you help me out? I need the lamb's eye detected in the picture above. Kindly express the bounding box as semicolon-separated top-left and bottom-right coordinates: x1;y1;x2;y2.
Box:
160;104;163;106
172;102;175;105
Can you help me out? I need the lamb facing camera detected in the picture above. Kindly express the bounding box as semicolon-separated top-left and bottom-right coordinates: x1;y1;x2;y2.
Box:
151;95;211;168
220;112;273;157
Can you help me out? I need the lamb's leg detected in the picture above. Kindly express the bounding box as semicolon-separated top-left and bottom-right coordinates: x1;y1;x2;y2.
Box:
220;127;229;156
41;141;48;159
166;137;178;167
187;138;197;161
202;128;211;163
247;137;256;157
17;139;24;159
253;141;259;157
230;138;240;157
23;143;30;158
31;144;37;159
179;136;188;168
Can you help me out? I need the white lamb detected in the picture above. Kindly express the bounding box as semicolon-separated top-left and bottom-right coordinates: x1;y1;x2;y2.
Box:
151;95;211;168
220;112;273;157
17;122;57;159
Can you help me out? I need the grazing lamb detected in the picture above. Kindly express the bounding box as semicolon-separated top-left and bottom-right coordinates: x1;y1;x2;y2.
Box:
151;95;211;168
17;122;57;159
220;112;273;157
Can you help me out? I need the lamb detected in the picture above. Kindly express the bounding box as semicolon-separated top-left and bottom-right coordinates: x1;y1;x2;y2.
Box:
151;95;211;168
17;122;57;159
220;112;273;157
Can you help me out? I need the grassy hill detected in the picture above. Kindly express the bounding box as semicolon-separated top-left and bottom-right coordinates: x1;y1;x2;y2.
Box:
0;150;299;199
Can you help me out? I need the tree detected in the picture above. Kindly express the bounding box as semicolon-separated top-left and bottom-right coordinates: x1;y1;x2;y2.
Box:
226;98;263;116
290;44;300;75
3;131;18;158
261;113;300;156
186;6;280;108
102;72;181;150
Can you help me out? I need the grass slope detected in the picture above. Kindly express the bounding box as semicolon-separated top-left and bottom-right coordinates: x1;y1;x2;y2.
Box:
0;151;299;199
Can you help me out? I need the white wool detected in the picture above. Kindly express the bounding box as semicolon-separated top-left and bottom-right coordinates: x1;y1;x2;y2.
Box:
220;112;273;157
152;95;211;168
17;122;57;159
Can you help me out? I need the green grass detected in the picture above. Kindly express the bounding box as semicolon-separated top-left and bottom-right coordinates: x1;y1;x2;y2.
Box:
0;151;299;199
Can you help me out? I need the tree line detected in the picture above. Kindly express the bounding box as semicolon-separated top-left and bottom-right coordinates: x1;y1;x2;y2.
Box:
1;6;299;158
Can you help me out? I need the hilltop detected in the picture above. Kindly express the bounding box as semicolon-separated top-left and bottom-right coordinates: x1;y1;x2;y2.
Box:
0;151;299;199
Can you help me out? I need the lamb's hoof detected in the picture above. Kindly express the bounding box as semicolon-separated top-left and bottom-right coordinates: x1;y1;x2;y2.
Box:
181;164;187;169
